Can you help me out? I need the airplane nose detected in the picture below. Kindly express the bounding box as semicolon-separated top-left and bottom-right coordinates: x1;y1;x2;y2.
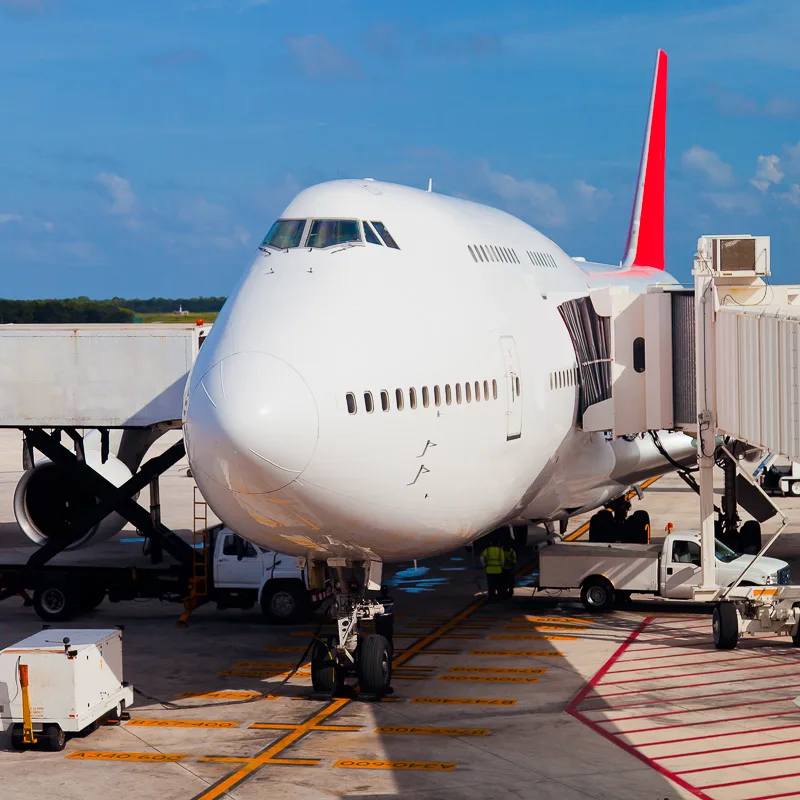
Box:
185;352;318;494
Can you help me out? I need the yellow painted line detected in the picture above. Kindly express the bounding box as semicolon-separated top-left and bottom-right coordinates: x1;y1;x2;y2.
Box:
490;635;577;641
440;634;478;639
234;662;300;669
67;751;187;763
200;756;320;766
178;691;264;700
195;698;350;799
471;650;564;657
375;726;489;737
126;719;238;729
334;759;457;771
249;723;361;732
394;665;437;671
393;674;428;680
220;669;310;678
422;648;462;655
264;646;308;653
439;675;539;684
453;624;491;629
448;667;546;675
564;475;662;541
516;616;591;625
502;624;589;631
412;697;516;706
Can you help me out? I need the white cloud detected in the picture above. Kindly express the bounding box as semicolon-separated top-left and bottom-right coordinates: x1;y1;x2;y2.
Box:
681;146;735;186
706;191;761;215
96;172;139;217
573;179;612;220
0;213;23;225
751;154;784;191
778;183;800;207
0;213;54;232
286;34;362;80
481;161;567;227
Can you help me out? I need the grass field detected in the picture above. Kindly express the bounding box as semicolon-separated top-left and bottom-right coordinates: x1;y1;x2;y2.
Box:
135;311;219;324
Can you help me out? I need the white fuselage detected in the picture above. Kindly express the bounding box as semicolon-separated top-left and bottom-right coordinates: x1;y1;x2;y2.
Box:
184;180;690;563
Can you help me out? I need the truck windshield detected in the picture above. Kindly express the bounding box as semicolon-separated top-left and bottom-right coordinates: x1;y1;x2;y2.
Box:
715;538;740;562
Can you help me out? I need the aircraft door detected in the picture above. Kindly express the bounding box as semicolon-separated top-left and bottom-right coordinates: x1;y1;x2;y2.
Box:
500;336;522;440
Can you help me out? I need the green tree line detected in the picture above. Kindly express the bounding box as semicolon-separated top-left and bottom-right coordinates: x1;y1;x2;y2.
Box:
0;297;226;324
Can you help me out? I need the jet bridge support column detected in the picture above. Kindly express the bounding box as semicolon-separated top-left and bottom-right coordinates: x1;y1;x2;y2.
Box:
695;270;719;598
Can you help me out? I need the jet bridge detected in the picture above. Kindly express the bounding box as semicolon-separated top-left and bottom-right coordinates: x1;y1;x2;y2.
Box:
561;235;800;648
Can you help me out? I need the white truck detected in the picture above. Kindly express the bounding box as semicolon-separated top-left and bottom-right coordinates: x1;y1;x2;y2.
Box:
537;530;790;612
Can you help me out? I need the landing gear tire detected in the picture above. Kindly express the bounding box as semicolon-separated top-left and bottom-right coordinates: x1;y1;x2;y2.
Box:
311;636;341;696
33;583;81;622
358;634;392;696
41;724;66;752
261;581;309;625
713;603;739;650
580;578;615;613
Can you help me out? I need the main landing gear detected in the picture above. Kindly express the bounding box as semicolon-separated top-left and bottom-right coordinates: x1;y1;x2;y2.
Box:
310;565;394;699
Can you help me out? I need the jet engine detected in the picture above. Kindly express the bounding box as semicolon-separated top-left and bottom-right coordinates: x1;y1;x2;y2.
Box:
14;450;139;550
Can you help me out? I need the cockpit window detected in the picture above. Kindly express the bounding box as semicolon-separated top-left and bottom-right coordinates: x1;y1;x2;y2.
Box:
306;219;361;249
261;219;306;250
371;221;399;249
362;221;382;245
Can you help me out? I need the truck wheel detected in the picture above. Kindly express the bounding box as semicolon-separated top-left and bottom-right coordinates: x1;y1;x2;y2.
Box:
33;584;81;622
713;603;739;650
791;481;800;497
41;724;66;752
81;585;106;612
580;578;615;612
260;581;309;624
311;636;340;695
358;634;392;696
10;724;26;750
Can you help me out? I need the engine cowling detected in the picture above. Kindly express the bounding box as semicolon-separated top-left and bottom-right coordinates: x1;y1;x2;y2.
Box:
14;450;140;550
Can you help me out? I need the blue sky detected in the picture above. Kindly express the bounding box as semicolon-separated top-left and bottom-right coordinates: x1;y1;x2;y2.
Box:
1;0;800;297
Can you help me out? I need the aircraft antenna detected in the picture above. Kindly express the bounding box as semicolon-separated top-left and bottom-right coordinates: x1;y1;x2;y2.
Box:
427;178;433;193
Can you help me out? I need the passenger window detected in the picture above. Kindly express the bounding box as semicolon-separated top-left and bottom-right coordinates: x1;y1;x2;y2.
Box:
465;382;472;403
307;219;361;248
445;384;452;405
483;380;489;401
396;389;404;410
364;391;374;413
381;390;390;411
422;386;430;408
456;384;462;404
516;376;521;396
409;387;417;409
474;381;480;401
371;222;399;249
434;385;441;406
261;219;306;250
363;221;383;245
346;393;357;414
492;379;498;399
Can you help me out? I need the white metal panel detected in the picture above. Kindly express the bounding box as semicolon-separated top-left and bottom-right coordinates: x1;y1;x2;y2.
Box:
780;320;800;459
759;314;781;453
716;309;740;436
644;292;674;430
0;324;209;427
737;313;761;446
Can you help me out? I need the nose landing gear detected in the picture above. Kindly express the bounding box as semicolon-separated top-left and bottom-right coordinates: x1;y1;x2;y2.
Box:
310;564;394;700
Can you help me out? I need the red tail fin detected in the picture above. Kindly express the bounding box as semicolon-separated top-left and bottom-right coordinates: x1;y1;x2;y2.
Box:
622;49;667;271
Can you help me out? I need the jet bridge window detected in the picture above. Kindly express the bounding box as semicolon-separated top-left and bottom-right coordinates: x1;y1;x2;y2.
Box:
260;219;306;250
306;219;361;249
371;222;399;249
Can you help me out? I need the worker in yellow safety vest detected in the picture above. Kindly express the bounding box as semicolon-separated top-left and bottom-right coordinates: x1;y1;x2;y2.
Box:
482;536;505;602
501;542;517;598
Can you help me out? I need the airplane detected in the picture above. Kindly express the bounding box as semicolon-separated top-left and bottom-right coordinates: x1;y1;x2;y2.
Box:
183;49;695;694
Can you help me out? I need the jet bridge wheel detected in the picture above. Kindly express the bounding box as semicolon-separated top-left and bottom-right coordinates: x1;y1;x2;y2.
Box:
713;602;739;650
580;577;615;613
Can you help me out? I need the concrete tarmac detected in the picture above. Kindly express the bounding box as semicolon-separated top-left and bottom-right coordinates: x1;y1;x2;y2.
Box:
1;429;800;799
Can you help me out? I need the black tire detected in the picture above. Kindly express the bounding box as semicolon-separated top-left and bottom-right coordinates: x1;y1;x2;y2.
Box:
260;581;309;625
311;636;339;695
41;724;66;752
791;481;800;497
81;584;106;612
32;583;81;622
580;577;615;612
713;603;739;650
358;634;392;695
614;590;633;607
10;724;25;750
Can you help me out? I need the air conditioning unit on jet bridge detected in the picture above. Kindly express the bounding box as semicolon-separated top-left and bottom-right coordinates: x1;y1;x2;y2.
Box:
698;235;770;278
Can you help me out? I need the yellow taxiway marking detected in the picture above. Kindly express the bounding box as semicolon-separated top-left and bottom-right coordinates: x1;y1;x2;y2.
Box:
392;674;428;680
177;691;264;700
219;670;311;679
440;633;478;639
67;751;187;762
502;624;589;631
440;675;539;684
490;634;577;641
515;616;591;625
471;650;563;657
200;756;321;766
126;719;238;729
375;726;489;736
334;759;457;771
264;646;310;653
394;665;437;671
448;667;546;675
412;697;516;706
250;723;361;732
234;662;301;669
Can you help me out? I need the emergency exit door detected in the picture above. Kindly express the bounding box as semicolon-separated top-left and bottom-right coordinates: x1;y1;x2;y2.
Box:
500;336;522;440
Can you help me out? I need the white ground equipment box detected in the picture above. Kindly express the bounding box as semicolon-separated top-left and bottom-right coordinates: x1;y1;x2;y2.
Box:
0;628;133;750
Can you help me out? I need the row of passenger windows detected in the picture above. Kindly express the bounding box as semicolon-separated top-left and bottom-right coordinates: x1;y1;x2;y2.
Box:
345;377;520;415
260;219;400;251
467;244;520;265
550;368;578;390
527;250;558;269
